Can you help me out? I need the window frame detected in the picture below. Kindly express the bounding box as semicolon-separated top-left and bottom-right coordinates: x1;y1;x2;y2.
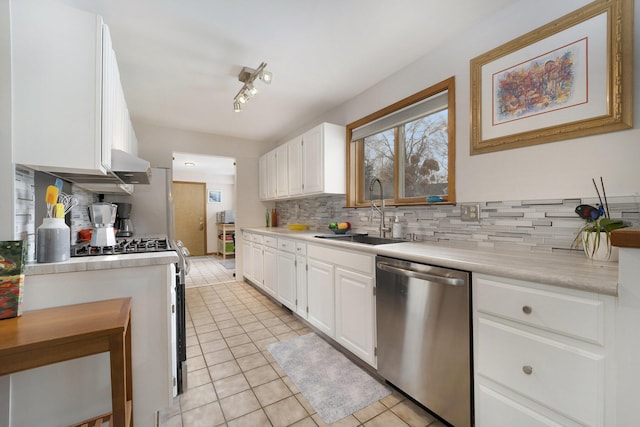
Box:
346;76;456;208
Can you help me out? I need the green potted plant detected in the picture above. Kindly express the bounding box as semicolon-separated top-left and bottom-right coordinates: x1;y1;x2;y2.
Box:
572;178;627;261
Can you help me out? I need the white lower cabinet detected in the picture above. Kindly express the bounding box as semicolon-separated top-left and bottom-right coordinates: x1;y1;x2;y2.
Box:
295;245;308;319
276;239;296;311
335;267;376;366
307;244;376;366
307;257;335;338
263;245;277;297
250;237;264;287
474;274;612;427
241;233;253;282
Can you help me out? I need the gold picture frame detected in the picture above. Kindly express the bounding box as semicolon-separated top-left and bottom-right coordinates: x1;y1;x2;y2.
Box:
470;0;633;155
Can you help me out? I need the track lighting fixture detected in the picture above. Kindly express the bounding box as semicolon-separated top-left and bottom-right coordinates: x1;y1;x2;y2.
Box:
233;62;271;112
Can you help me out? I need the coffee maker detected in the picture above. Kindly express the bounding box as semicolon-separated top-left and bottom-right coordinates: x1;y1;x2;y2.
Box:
89;202;118;247
115;203;134;238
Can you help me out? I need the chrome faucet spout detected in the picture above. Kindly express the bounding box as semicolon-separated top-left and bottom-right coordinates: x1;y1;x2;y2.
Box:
369;177;389;237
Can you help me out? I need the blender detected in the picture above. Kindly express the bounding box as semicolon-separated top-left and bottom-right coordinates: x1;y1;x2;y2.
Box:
115;203;134;238
89;202;118;247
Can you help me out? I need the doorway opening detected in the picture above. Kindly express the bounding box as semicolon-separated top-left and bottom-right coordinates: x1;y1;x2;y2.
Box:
172;153;237;286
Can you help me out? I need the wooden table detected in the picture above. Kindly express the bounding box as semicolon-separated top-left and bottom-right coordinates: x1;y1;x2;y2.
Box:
0;298;133;427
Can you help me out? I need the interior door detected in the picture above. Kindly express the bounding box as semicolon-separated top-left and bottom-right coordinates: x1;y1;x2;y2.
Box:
173;181;206;256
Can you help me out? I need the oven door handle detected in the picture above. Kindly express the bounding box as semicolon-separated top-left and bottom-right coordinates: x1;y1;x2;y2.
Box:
376;262;466;287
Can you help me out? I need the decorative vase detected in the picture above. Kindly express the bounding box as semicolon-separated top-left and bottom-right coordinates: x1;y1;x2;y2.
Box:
581;231;619;262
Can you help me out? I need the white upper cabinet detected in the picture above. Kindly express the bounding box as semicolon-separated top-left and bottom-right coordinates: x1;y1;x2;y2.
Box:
276;144;288;198
260;122;346;201
12;1;136;177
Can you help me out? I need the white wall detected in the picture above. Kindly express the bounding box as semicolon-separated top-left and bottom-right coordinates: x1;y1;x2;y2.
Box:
0;0;12;241
297;0;640;202
1;1;12;423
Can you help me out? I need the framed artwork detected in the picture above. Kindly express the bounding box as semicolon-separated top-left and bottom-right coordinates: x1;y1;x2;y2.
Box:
208;190;221;203
470;0;633;155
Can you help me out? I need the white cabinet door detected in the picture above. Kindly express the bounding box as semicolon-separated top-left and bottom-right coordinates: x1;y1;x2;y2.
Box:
335;267;376;366
242;236;253;281
277;250;296;310
259;155;268;200
263;246;277;297
251;243;264;287
276;144;288;198
13;2;112;174
266;150;277;199
302;125;323;194
307;258;335;338
296;254;307;319
287;138;303;195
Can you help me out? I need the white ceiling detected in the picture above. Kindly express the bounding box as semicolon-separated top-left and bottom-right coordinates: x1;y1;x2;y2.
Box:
59;0;516;143
172;152;235;178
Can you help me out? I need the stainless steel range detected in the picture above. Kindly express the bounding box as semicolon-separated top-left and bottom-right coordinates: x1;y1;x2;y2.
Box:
71;236;190;395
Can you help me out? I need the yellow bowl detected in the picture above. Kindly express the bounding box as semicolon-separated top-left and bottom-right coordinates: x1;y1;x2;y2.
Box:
287;223;308;231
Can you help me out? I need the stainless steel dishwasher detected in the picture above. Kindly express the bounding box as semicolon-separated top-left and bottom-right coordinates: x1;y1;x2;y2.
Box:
376;256;471;427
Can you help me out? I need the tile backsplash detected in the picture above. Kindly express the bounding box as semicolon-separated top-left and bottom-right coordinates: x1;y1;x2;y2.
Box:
275;194;640;255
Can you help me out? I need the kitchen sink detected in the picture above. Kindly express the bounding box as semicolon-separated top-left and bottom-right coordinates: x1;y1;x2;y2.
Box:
314;234;405;245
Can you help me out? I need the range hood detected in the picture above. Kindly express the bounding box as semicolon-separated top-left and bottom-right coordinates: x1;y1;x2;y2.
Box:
111;149;151;184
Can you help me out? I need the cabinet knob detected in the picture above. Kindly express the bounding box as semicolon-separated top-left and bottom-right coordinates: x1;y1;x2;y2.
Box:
522;305;532;314
522;365;533;375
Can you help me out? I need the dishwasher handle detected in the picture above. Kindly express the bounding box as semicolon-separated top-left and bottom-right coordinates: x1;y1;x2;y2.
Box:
376;261;466;287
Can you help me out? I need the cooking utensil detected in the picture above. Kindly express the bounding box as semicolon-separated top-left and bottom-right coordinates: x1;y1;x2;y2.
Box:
45;185;59;218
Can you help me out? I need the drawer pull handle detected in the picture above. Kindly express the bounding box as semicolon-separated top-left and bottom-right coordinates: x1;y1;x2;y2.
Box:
522;305;532;314
522;365;533;375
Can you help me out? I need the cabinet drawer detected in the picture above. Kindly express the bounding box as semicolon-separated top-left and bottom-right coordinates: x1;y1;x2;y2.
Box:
278;238;295;252
477;318;603;426
477;384;565;427
476;276;604;344
251;234;264;244
263;236;277;248
307;244;374;275
295;242;307;255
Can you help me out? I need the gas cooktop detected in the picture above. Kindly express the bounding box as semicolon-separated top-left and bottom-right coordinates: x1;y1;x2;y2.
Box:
71;237;172;257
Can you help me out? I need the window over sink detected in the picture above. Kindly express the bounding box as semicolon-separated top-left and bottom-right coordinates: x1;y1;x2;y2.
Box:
346;77;456;207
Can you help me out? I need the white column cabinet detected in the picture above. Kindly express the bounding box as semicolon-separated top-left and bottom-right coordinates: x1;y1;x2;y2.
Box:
473;274;613;427
250;236;264;288
263;245;277;297
335;267;376;366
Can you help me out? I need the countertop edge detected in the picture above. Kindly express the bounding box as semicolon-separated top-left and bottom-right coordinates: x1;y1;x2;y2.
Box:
242;227;618;296
25;252;179;276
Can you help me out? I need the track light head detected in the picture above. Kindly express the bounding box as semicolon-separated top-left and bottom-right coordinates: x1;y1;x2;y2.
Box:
233;62;271;111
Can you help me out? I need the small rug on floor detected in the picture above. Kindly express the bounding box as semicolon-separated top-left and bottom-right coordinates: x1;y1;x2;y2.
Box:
220;260;235;269
267;333;391;424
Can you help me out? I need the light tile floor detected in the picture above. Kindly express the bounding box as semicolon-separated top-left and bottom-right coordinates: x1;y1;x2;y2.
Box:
162;258;447;427
186;256;236;287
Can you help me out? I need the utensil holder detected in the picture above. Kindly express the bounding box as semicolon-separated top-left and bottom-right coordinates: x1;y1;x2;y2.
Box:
36;218;70;263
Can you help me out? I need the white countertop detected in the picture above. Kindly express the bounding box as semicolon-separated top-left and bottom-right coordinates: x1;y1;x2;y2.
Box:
25;251;179;276
244;227;619;296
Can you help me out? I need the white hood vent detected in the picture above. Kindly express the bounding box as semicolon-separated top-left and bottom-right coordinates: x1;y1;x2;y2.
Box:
110;149;151;184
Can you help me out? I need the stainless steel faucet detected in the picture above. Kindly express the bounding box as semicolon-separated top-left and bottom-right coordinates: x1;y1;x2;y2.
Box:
369;177;391;237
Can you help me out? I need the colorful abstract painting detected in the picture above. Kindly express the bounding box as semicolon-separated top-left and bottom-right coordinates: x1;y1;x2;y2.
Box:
493;38;587;126
0;240;27;319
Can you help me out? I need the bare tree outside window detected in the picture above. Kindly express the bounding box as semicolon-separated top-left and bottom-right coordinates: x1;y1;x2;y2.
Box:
401;110;448;198
346;77;456;207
